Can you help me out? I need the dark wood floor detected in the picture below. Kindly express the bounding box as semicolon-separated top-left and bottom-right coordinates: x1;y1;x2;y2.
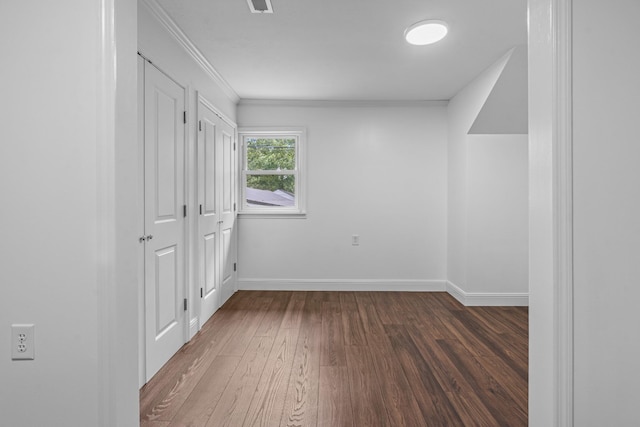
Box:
140;291;528;427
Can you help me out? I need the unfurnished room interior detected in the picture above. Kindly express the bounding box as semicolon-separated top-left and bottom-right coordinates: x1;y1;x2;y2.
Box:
1;0;639;426
136;0;529;424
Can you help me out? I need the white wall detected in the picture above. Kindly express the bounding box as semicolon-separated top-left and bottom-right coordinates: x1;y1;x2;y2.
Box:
111;0;141;423
572;0;640;424
467;135;528;294
447;49;529;304
237;102;448;289
0;0;138;426
138;0;239;352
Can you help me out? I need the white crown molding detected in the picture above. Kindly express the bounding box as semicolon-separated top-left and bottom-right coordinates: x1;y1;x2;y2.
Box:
141;0;240;104
237;278;447;292
237;99;449;108
446;281;529;306
198;92;238;129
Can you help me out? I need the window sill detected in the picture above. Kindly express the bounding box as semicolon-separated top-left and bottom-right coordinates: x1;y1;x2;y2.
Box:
238;211;307;219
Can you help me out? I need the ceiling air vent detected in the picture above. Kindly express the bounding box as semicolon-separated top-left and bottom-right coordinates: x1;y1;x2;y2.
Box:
247;0;273;13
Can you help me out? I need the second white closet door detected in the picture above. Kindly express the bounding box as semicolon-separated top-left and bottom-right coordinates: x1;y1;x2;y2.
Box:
197;97;237;325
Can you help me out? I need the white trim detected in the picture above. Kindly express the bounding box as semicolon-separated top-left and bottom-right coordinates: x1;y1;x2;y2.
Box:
237;278;529;306
444;281;466;304
238;278;447;292
446;281;529;306
137;54;147;389
140;0;240;104
189;317;199;339
554;0;574;424
97;0;117;424
238;99;449;108
238;213;307;220
183;84;192;345
238;127;307;136
198;93;238;129
238;127;307;215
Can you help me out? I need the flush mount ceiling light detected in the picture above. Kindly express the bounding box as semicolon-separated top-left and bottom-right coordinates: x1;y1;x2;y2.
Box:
404;20;448;45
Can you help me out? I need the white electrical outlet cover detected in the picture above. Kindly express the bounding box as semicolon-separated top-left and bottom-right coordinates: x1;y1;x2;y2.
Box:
11;324;35;360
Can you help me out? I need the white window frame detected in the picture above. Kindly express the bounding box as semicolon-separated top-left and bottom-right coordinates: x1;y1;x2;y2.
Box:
238;127;307;217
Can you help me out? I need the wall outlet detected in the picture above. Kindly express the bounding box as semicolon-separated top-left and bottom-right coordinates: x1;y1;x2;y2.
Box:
11;324;35;360
352;234;360;246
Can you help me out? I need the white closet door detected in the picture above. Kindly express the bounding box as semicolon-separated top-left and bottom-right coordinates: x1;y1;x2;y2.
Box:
197;96;237;323
197;99;221;323
143;62;186;381
219;121;237;306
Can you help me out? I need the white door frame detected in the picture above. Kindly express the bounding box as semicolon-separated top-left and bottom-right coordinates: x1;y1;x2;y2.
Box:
97;0;139;424
528;0;574;426
97;0;574;424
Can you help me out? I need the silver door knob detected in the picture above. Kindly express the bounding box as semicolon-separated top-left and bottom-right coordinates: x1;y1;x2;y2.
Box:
146;235;153;241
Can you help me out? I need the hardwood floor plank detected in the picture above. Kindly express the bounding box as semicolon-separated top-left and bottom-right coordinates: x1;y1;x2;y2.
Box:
437;339;528;426
384;325;464;426
368;291;403;325
280;292;307;329
478;355;529;411
302;291;324;324
467;306;526;337
404;324;472;394
140;298;249;421
320;301;346;366
243;327;300;426
353;292;387;342
506;306;529;326
140;421;170;427
340;292;367;346
432;291;466;312
452;310;528;381
318;366;353;427
344;344;390;426
405;293;457;339
280;321;322;427
167;355;241;426
205;336;275;427
457;308;529;368
218;296;273;356
435;311;497;358
255;292;292;337
388;292;422;324
446;391;501;427
367;330;427;426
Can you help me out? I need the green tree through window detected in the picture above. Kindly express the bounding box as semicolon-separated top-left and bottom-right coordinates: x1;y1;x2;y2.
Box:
246;138;296;193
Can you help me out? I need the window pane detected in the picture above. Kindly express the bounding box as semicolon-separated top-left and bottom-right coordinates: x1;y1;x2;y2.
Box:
246;137;296;171
246;175;295;207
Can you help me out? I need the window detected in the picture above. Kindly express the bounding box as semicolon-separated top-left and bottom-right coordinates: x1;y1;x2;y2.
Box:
239;127;306;216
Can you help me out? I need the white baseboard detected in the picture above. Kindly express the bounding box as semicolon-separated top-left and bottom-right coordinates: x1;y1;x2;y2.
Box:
237;278;447;292
446;281;529;306
189;317;199;339
236;278;528;306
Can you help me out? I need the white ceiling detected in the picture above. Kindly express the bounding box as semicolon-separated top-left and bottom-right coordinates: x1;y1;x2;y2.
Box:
155;0;527;101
